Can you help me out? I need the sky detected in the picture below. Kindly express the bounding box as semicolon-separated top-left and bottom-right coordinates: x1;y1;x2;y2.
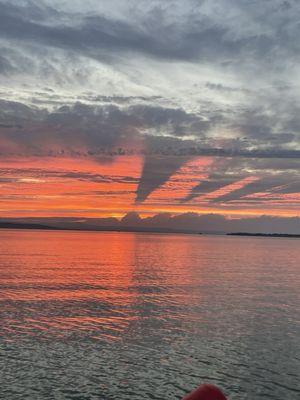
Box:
0;0;299;225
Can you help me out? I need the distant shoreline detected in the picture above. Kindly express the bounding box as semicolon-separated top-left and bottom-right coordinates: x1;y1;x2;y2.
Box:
0;222;203;236
0;222;60;230
0;222;299;237
227;232;300;238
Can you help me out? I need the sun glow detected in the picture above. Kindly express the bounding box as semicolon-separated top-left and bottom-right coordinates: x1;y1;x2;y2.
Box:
0;155;299;219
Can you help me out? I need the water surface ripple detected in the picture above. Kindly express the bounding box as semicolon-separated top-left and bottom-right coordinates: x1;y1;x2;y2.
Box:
0;230;299;399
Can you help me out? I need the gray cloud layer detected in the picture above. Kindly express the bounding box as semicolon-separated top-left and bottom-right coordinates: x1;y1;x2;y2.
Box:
0;0;299;204
1;1;300;65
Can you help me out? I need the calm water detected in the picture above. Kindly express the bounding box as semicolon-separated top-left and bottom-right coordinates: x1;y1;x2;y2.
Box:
0;230;299;400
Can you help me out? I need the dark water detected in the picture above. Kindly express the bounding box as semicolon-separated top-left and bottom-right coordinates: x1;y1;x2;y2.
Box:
0;230;299;400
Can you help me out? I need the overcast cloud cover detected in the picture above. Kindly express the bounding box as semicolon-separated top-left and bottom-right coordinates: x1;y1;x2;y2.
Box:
0;0;299;226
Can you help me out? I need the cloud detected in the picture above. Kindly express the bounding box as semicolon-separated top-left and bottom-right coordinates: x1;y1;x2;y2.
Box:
0;0;299;212
136;155;190;203
0;54;14;75
271;181;300;194
1;0;300;68
1;97;299;204
0;166;139;185
185;174;239;202
181;156;300;205
2;212;300;234
1;0;300;102
1;99;299;157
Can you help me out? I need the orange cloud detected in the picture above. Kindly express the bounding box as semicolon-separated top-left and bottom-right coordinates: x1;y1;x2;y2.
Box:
0;155;299;218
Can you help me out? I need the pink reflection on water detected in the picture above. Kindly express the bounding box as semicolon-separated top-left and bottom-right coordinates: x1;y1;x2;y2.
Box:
0;229;299;342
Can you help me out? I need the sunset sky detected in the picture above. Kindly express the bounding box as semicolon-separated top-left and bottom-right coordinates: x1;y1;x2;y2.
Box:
0;0;299;221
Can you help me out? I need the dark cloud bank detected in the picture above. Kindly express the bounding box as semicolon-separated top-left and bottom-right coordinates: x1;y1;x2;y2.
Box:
2;213;300;235
1;98;299;204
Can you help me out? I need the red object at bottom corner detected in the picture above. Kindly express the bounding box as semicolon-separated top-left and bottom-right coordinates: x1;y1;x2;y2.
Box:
182;383;228;400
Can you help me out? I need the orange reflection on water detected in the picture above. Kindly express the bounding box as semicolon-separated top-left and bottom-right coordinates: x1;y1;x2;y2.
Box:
0;230;141;339
0;229;208;340
3;230;299;343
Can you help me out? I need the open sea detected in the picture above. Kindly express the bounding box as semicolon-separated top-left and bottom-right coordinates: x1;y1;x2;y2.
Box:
0;229;299;400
